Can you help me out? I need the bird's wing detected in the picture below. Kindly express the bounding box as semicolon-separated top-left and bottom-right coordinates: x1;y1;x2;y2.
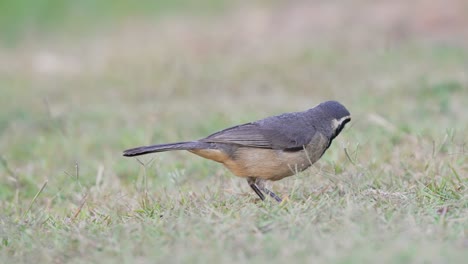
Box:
201;113;317;150
201;123;272;148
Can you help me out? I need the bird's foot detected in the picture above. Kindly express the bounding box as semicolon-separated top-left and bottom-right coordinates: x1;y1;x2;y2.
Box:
247;177;282;203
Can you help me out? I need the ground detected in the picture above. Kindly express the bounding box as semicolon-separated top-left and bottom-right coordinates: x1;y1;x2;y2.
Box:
0;1;467;263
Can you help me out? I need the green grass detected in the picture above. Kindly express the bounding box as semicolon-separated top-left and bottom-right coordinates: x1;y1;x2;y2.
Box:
0;1;467;263
0;0;232;44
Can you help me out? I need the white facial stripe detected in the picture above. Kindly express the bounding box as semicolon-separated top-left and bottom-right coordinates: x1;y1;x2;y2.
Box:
332;115;351;129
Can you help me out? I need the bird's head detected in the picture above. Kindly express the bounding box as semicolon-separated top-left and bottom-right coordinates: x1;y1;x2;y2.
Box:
317;101;351;140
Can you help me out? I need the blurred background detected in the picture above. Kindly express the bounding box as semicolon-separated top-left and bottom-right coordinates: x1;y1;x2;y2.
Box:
0;0;467;262
1;0;467;200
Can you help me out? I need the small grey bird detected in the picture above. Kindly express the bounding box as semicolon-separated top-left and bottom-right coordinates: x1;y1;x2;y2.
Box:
124;100;351;202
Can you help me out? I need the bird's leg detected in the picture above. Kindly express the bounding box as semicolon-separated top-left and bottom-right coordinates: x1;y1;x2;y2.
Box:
247;177;265;201
261;187;283;203
254;178;283;203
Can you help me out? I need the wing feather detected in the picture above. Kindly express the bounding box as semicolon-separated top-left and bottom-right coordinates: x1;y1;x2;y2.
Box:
201;112;318;150
201;123;272;148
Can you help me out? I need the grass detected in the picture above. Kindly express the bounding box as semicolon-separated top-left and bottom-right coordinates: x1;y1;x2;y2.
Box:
0;0;231;44
0;1;467;263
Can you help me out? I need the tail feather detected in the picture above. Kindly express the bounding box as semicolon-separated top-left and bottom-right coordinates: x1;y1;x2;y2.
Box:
123;141;209;157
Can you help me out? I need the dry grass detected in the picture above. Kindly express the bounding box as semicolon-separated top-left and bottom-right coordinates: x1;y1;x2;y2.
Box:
0;1;467;263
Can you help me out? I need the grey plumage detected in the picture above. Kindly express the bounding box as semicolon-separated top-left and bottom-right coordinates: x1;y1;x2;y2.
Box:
123;100;351;202
123;141;214;156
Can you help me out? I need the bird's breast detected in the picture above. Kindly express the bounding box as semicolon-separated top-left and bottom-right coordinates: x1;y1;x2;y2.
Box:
223;142;328;181
303;132;330;164
189;133;330;181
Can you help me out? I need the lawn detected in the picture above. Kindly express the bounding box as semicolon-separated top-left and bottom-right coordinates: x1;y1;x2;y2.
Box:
0;1;467;263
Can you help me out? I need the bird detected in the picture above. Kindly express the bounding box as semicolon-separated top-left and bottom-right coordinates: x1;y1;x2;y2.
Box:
123;100;351;202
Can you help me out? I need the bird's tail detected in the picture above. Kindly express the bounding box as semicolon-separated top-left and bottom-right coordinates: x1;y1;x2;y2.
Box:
123;141;210;157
